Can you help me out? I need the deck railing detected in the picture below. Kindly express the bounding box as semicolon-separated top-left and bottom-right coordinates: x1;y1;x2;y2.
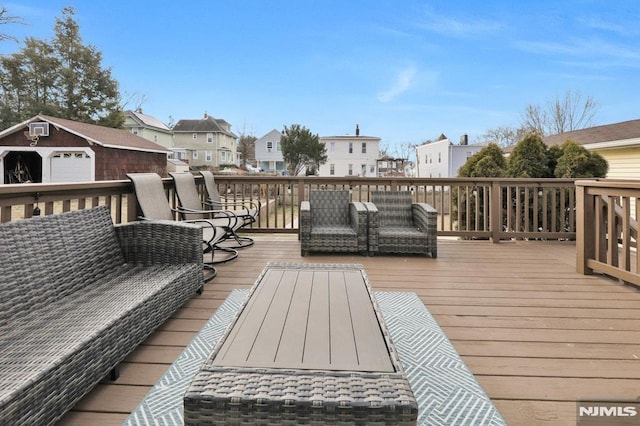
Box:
0;175;577;242
576;179;639;286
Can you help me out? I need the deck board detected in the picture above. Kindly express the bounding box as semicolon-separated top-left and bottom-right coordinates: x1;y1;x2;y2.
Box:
56;237;640;426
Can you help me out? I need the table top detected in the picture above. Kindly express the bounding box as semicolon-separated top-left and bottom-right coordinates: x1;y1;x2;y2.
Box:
212;263;395;372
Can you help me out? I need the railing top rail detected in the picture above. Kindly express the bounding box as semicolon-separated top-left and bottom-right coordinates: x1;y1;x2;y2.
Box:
576;179;640;189
0;180;132;200
213;175;578;184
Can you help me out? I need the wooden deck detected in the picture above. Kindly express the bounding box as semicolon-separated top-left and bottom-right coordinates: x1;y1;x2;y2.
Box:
58;236;640;426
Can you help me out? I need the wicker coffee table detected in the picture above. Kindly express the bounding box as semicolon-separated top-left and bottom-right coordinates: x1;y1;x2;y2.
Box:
184;262;418;425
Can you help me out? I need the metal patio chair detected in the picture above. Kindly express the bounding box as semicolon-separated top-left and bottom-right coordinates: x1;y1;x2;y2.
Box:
200;170;261;248
170;172;248;252
127;172;236;280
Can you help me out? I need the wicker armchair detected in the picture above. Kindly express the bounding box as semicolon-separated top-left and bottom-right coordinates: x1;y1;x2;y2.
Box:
300;190;368;256
368;190;437;257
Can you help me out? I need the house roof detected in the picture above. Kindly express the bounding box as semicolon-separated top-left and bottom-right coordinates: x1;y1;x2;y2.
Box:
255;129;282;143
125;110;171;132
172;115;237;137
0;115;170;154
544;119;640;148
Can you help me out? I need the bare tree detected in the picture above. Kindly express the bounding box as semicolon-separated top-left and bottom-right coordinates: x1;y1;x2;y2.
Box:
237;133;256;167
521;90;598;135
480;125;526;147
547;89;598;134
0;6;23;43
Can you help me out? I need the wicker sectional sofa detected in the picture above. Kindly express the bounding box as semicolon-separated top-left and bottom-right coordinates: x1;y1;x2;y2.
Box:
0;206;204;425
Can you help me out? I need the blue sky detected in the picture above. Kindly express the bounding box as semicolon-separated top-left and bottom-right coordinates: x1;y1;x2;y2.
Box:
2;1;639;154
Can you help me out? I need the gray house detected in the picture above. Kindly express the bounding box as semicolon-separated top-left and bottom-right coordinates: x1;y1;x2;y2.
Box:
255;129;286;173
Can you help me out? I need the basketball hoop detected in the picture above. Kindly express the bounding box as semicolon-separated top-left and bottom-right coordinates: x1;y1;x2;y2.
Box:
23;130;39;146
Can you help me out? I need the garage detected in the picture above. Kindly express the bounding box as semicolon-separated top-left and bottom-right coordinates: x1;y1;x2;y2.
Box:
50;152;92;182
0;115;170;183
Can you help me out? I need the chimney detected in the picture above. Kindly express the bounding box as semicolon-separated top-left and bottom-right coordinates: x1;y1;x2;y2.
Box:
355;124;360;137
204;111;208;120
460;134;468;145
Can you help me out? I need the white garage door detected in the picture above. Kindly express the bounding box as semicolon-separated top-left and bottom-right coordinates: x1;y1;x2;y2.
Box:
50;152;92;182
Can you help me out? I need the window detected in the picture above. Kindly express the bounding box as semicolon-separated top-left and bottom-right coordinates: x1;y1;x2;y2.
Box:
361;164;366;175
467;151;473;159
348;164;353;175
361;142;366;154
438;152;441;163
192;151;198;160
329;142;335;153
207;133;213;143
153;135;158;142
266;141;273;152
206;151;212;162
132;128;139;135
370;165;375;173
221;151;227;162
276;141;280;151
429;154;432;163
330;164;335;175
192;133;198;140
348;142;353;154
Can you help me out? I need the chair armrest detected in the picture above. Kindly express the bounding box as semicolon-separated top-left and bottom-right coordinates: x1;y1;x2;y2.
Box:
115;220;203;266
349;202;367;230
300;201;311;240
208;198;262;215
350;202;369;254
362;202;378;255
412;203;438;232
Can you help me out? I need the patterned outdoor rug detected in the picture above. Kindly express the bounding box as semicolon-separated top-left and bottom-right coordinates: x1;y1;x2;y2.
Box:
124;290;506;426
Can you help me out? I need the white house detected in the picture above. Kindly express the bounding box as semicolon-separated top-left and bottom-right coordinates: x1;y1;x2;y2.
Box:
254;129;286;173
415;136;485;178
319;126;380;177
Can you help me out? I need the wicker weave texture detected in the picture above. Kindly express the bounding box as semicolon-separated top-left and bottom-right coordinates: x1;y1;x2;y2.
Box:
0;206;203;425
300;191;368;256
184;262;418;425
369;191;437;257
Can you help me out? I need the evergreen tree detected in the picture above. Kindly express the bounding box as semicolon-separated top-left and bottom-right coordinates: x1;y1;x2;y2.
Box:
554;139;608;178
0;6;123;128
507;133;549;178
457;143;506;177
280;124;327;176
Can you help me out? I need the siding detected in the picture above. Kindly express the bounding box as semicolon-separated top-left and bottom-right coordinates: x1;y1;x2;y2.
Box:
595;147;640;180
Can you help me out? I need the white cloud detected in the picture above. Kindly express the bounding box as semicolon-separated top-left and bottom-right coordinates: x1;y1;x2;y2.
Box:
377;66;417;103
414;8;504;38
